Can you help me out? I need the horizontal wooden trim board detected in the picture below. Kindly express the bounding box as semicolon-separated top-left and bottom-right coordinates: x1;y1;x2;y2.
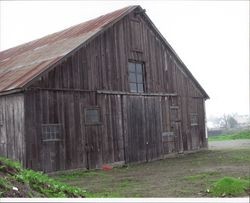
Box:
42;139;62;142
25;88;178;97
27;87;94;92
97;90;178;97
170;106;179;109
0;88;24;96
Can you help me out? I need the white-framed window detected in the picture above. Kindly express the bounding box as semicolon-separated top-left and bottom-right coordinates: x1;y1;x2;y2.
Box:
42;124;61;142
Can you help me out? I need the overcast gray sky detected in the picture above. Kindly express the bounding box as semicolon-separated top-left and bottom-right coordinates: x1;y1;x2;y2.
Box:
0;1;249;118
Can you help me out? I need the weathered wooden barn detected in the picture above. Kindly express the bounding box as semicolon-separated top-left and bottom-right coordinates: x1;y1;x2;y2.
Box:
0;5;209;172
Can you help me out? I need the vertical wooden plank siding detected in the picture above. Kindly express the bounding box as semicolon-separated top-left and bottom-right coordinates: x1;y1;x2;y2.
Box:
0;94;25;165
20;8;208;171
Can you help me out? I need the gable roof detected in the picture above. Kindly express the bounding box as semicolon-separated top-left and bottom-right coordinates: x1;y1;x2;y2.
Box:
0;5;209;99
0;6;136;93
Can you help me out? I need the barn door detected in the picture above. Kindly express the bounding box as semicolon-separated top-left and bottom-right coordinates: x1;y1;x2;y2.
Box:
85;126;102;169
169;96;183;153
84;107;102;169
41;124;61;172
125;96;162;163
125;96;146;163
0;107;7;156
0;125;6;156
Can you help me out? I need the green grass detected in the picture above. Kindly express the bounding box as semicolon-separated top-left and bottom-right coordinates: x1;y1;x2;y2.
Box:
209;177;250;197
20;170;86;197
53;165;138;197
55;168;141;197
93;178;140;198
55;170;107;181
0;156;88;197
52;148;250;197
184;173;250;197
184;171;219;181
208;130;250;141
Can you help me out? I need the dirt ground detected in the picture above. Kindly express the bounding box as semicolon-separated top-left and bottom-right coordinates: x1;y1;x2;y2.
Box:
53;140;250;197
209;139;250;150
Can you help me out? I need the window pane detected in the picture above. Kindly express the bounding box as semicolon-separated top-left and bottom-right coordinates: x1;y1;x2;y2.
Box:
190;114;198;125
136;63;142;73
51;133;55;140
136;74;143;83
128;62;136;73
128;62;145;93
85;109;100;124
42;124;61;141
129;83;137;92
128;72;137;83
137;83;144;92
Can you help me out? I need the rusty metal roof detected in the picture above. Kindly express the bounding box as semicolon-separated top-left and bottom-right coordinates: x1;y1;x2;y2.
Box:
0;5;138;92
0;5;209;99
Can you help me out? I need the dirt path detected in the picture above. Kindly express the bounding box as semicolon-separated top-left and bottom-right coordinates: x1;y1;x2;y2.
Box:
209;139;250;150
53;140;250;197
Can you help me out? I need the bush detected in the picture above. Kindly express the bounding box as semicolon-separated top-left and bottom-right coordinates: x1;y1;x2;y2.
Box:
210;177;250;197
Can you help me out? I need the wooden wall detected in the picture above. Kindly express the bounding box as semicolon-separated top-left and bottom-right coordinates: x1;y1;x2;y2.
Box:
0;94;25;164
23;8;207;172
25;89;185;172
24;90;121;171
24;89;206;172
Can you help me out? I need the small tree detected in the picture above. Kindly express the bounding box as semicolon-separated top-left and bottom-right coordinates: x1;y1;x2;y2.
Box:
219;114;238;129
227;116;238;128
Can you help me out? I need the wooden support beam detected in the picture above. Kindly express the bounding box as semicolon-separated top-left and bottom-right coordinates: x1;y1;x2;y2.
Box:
97;90;178;97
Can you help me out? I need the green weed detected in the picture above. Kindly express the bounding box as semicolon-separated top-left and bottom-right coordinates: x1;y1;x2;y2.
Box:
0;177;11;197
0;157;21;171
21;169;86;197
209;177;250;197
0;177;10;189
0;156;88;197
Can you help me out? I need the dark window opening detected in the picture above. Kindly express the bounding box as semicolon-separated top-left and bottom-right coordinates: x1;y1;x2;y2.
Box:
128;62;145;93
42;124;61;142
85;108;101;125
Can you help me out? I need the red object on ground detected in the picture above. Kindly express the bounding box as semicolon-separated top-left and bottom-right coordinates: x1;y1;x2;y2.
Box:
102;164;113;171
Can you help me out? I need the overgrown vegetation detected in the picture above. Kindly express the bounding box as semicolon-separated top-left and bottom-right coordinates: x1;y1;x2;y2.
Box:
0;157;87;197
209;177;250;197
208;130;250;141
